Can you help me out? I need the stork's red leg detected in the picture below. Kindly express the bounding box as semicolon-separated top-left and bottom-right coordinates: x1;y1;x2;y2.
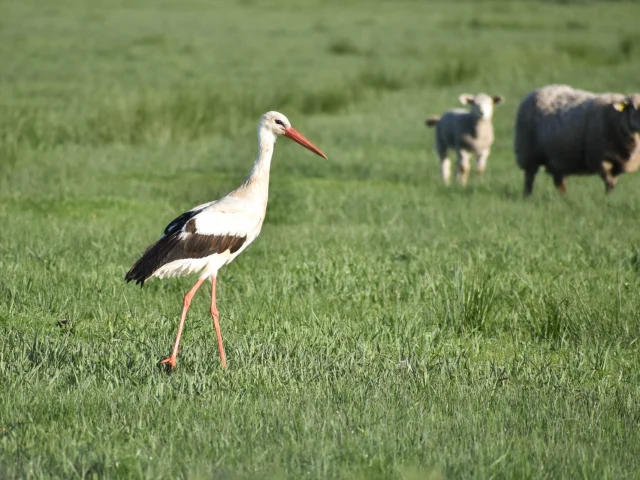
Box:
209;275;227;369
161;278;206;369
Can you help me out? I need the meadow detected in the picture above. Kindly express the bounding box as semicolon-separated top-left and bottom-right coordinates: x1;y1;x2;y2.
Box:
2;0;640;478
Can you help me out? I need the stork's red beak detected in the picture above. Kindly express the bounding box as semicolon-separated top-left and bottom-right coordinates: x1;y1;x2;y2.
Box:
284;127;328;160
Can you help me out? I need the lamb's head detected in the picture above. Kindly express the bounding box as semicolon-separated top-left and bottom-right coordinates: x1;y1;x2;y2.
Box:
613;94;640;133
459;93;504;120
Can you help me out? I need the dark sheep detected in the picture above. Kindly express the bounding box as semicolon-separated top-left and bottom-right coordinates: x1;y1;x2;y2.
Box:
514;84;640;196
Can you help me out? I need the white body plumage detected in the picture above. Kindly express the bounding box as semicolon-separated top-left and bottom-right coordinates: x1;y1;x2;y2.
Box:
152;197;266;281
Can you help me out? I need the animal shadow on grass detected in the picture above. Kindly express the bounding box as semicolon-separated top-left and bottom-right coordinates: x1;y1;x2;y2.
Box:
327;39;362;56
438;181;519;201
495;183;522;201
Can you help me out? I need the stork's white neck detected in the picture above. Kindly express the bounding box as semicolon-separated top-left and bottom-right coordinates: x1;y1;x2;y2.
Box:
239;126;276;199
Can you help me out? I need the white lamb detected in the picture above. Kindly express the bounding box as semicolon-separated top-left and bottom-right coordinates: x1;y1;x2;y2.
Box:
425;93;504;186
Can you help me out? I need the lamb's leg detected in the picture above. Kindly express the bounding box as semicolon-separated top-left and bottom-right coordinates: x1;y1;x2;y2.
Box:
436;138;451;186
456;150;471;187
440;158;451;186
523;166;538;197
475;150;490;175
439;150;451;186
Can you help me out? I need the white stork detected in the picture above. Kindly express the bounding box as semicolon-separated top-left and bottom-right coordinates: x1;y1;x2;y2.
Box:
125;111;327;369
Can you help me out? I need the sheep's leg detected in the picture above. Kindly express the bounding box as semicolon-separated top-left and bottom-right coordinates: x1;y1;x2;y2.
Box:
600;162;618;193
601;172;618;193
523;166;538;197
456;150;472;187
475;150;490;175
552;173;567;195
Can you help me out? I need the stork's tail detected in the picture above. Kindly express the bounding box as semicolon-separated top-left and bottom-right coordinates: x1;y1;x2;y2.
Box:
125;235;181;287
125;255;153;287
425;116;440;127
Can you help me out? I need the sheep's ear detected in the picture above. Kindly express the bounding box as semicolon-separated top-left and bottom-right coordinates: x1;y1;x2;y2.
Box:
492;95;505;105
459;94;475;105
613;101;628;112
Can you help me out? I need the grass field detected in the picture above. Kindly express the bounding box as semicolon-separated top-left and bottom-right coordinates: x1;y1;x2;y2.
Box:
2;0;640;478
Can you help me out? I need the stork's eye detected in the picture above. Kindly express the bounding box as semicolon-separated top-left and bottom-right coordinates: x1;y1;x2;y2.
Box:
275;119;285;127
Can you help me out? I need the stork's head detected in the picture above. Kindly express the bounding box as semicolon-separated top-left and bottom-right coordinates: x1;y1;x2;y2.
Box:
459;93;504;119
259;111;328;159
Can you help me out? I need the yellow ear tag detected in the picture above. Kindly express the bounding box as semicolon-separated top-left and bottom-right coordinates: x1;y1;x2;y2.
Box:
614;102;627;112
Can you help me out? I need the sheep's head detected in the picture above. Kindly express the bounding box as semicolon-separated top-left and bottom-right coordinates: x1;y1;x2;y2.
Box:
460;93;504;120
613;95;640;133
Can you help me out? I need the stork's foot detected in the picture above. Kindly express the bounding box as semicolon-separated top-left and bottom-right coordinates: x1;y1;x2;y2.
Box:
160;356;177;370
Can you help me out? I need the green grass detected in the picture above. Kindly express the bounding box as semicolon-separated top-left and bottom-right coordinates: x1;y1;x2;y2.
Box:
1;0;640;478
